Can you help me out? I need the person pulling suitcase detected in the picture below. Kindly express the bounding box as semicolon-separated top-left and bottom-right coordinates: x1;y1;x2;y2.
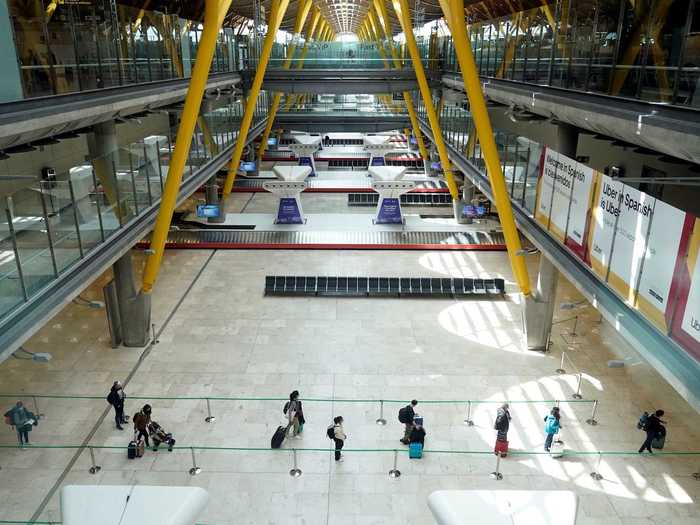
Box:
494;403;511;458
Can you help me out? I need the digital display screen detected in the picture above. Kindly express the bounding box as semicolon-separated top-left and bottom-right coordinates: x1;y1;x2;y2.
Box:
267;138;277;146
241;161;256;172
196;204;220;218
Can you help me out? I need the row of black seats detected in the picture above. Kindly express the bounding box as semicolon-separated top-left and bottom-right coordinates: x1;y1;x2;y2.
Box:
264;276;505;297
347;193;452;206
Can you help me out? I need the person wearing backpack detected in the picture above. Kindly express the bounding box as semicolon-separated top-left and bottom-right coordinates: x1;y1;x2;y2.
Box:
107;381;126;431
327;416;346;462
284;390;303;439
399;400;418;445
4;401;37;447
638;409;666;454
543;406;561;452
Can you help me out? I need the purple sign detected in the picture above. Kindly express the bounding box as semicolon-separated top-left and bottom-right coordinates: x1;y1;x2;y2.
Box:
370;156;386;166
463;205;477;218
430;161;441;171
276;197;303;224
298;156;315;176
376;197;402;224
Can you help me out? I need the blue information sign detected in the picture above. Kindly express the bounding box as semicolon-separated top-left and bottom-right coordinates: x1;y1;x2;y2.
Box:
276;197;303;224
376;197;402;224
196;204;220;218
241;161;256;172
370;156;386;166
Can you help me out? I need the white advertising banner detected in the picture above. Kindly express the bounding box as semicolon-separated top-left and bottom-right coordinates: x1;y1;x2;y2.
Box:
589;175;686;330
679;222;700;347
535;147;597;256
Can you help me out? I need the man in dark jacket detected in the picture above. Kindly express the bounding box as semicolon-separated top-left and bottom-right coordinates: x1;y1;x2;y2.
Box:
4;401;36;446
107;381;126;430
399;400;418;444
494;403;511;441
639;409;666;454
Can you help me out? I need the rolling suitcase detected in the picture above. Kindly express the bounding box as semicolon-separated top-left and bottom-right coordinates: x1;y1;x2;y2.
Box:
494;439;509;458
549;433;564;458
127;440;137;459
409;442;423;459
652;433;665;450
271;424;289;449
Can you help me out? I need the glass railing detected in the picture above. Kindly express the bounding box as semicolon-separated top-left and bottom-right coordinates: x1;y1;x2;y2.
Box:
0;93;268;319
7;1;246;100
434;0;700;108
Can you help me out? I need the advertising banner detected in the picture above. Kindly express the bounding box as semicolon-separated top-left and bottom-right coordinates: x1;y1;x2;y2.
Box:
671;217;700;360
588;174;688;331
276;197;303;224
535;148;598;260
376;197;403;224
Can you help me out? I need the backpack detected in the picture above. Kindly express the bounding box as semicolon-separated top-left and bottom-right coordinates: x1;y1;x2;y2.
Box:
638;412;650;431
544;415;559;435
494;412;507;431
283;401;289;415
398;406;412;424
326;425;335;440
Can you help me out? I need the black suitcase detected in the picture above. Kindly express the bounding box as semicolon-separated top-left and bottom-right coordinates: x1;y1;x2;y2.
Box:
271;425;287;449
127;440;137;459
652;433;665;449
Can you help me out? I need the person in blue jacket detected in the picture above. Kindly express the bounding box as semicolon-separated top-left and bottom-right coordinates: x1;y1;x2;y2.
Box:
543;406;561;452
4;401;37;446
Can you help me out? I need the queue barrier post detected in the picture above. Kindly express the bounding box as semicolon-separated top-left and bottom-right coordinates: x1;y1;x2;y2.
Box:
572;373;583;400
151;323;159;344
289;448;302;477
556;352;566;374
586;400;599;426
189;447;201;475
590;452;603;481
490;453;503;480
32;396;44;419
205;398;216;423
88;446;101;474
376;400;387;426
463;401;474;426
388;449;401;478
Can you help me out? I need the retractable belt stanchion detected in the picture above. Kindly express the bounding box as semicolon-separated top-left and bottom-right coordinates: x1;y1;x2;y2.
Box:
376;400;387;425
205;398;216;423
463;401;474;426
590;452;603;481
88;446;101;474
586;400;599;426
189;447;201;475
32;396;44;419
289;448;302;477
572;373;584;400
490;454;503;480
388;449;401;478
556;352;567;374
151;323;159;344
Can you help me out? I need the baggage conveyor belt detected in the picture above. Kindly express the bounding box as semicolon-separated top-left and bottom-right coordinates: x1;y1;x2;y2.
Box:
138;229;507;251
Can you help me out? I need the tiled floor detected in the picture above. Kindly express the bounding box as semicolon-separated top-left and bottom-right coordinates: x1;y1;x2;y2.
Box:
1;249;699;524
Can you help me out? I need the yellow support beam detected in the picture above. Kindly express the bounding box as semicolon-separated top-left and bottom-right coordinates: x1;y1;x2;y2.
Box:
222;0;291;196
257;0;314;160
372;0;430;166
141;0;232;294
440;0;531;296
389;0;458;198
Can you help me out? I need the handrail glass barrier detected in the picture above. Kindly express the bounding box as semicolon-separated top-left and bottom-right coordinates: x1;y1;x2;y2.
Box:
0;93;269;319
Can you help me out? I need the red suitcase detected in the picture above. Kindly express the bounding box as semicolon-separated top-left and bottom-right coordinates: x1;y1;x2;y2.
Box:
494;439;508;457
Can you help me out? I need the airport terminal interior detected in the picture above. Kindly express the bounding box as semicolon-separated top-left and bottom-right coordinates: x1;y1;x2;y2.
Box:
1;0;700;523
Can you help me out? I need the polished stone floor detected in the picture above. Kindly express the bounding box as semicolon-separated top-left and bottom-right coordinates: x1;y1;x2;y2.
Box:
1;249;699;524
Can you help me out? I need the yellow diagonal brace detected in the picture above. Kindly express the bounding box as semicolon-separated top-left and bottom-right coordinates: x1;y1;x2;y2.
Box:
258;0;314;160
441;0;531;295
222;0;291;196
372;0;430;163
142;0;232;294
387;0;457;194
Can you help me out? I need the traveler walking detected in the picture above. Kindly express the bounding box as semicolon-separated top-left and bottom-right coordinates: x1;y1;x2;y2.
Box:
638;409;666;454
543;406;561;452
284;390;303;438
107;380;127;430
133;404;152;448
328;416;346;462
3;401;37;446
398;399;418;444
494;403;511;457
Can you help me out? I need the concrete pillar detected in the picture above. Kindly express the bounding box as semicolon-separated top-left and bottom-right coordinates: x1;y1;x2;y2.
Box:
0;0;23;102
524;122;579;350
113;251;151;347
89;122;151;347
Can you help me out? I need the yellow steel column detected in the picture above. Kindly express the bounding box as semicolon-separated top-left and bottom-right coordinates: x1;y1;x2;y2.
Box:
222;0;291;196
141;0;232;294
440;0;531;295
372;0;430;164
257;0;313;160
388;0;458;198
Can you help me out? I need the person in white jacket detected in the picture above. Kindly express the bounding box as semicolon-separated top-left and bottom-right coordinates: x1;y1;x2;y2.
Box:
333;416;347;462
